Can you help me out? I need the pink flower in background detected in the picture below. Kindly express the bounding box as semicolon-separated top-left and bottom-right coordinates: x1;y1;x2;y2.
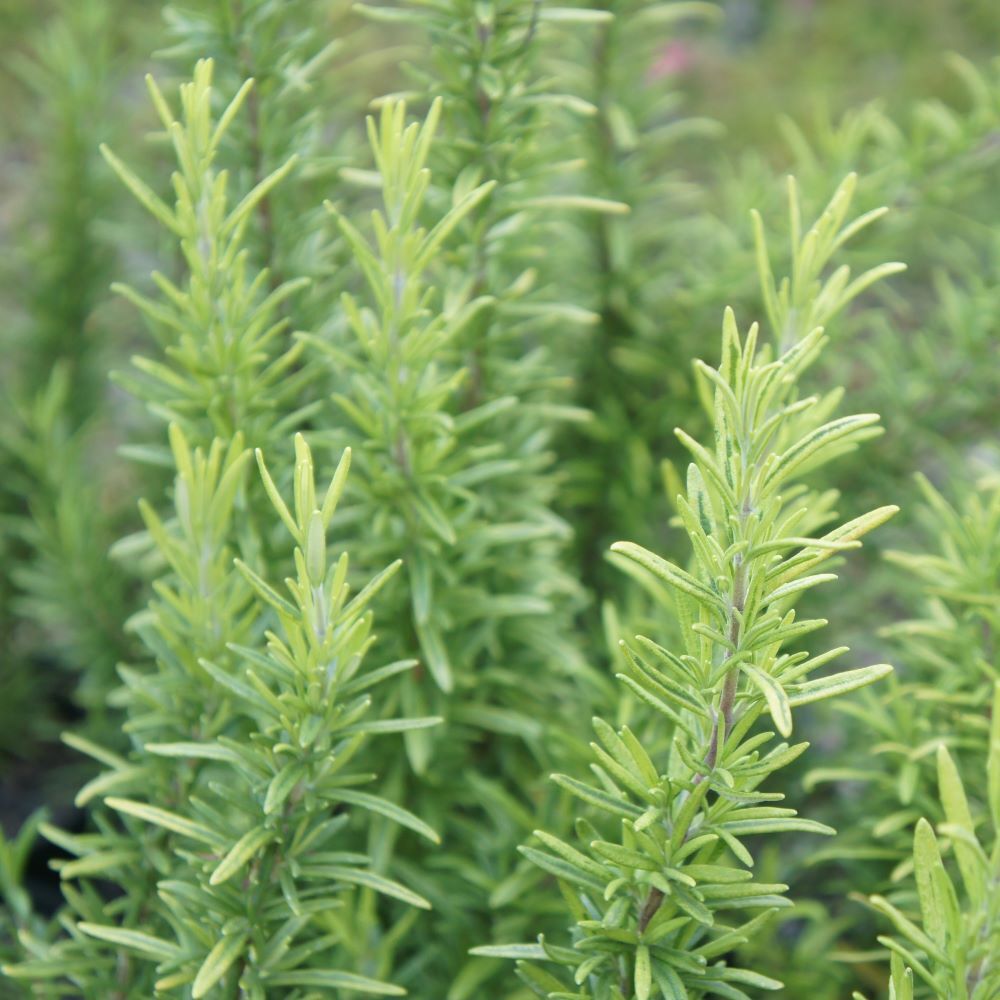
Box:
648;40;697;81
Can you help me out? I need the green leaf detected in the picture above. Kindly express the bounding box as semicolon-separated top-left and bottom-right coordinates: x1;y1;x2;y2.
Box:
328;788;440;843
340;716;442;736
145;742;238;762
415;180;497;269
74;766;148;807
254;448;302;545
673;885;714;926
223;155;299;236
912;818;952;947
635;945;652;1000
652;962;690;999
686;462;716;536
518;846;605;894
935;745;982;905
721;818;835;836
100;144;179;233
60;850;138;880
551;774;643;818
264;970;405;995
415;620;454;693
889;954;914;1000
636;2;721;24
590;840;658;872
192;931;249;999
517;194;629;214
720;968;783;990
610;542;726;614
305;864;431;909
533;830;608;879
264;761;307;815
412;490;457;545
538;7;614;23
210;826;274;886
234;559;297;618
765;573;837;604
742;665;792;737
469;944;548;960
78;923;180;962
515;961;574;994
786;663;893;707
105;798;220;846
62;732;128;770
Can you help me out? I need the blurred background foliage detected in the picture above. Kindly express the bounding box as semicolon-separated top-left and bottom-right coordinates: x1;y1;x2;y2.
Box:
1;1;998;998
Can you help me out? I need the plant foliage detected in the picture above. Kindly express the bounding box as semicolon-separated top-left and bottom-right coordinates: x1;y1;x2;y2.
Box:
474;178;902;998
2;5;1000;1000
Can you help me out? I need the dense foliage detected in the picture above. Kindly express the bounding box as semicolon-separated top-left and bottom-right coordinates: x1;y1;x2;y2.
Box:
1;2;998;998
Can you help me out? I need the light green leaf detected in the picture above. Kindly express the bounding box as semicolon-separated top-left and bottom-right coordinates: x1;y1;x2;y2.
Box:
720;968;783;990
551;774;643;818
192;931;249;999
517;195;629;214
721;818;834;836
340;716;442;737
538;7;613;22
742;665;792;737
786;663;893;707
100;144;179;233
518;846;605;894
60;850;138;880
264;761;307;815
767;414;881;488
74;766;148;808
935;745;982;906
234;559;297;618
307;864;430;909
468;944;548;959
635;945;652;1000
210;826;274;886
329;788;440;843
610;541;726;613
912;818;952;948
415;620;454;693
145;742;237;762
264;970;404;995
415;180;497;270
105;798;220;846
78;923;179;962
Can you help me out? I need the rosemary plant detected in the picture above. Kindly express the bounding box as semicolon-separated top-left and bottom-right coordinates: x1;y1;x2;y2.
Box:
158;0;376;320
6;7;1000;1000
738;63;1000;982
101;60;311;452
0;0;136;807
863;694;1000;999
544;0;722;589
718;55;1000;523
478;176;903;998
4;429;437;997
304;4;629;991
3;61;436;998
807;475;1000;892
306;92;606;996
1;369;132;737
